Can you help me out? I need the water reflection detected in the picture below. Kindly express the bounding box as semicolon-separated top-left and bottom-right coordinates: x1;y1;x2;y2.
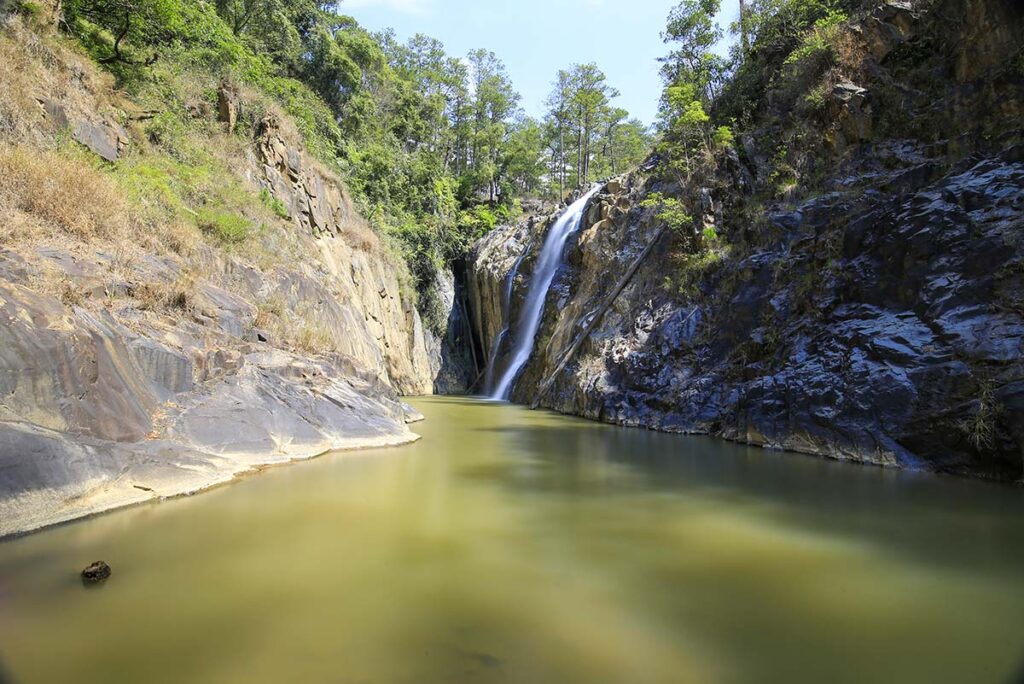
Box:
473;411;1024;574
0;397;1022;684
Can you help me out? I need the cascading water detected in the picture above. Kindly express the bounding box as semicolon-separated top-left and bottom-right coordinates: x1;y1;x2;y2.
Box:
482;245;529;394
488;186;601;401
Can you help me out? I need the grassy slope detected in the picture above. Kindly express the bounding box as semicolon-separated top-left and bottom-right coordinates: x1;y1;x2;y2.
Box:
0;6;418;353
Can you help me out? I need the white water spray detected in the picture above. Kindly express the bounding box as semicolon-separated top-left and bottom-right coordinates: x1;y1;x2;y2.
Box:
489;186;601;400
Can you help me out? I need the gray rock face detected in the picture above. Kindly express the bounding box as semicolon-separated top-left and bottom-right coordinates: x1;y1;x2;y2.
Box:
0;20;471;539
466;0;1024;481
427;269;477;395
0;278;420;537
470;148;1024;480
0;283;158;442
253;115;446;395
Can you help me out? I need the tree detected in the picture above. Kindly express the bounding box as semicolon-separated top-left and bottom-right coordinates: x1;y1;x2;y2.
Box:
542;64;649;198
65;0;174;63
660;0;725;104
215;0;264;34
466;49;520;201
594;113;651;179
502;116;546;197
569;63;619;185
543;69;574;198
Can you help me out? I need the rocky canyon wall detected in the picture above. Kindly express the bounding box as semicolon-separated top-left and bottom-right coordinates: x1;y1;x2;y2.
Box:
0;19;470;536
468;0;1024;480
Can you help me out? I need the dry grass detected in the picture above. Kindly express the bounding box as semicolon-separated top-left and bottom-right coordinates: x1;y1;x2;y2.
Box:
292;322;338;355
30;265;86;308
960;381;1001;451
254;293;286;330
0;16;119;145
134;270;196;313
0;11;397;367
0;144;130;240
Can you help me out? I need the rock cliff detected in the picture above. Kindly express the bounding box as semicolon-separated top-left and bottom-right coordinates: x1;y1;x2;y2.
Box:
468;0;1024;480
0;17;468;536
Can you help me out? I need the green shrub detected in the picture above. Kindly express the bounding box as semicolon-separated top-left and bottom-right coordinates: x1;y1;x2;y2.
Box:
457;205;498;240
641;192;692;236
803;81;830;111
197;209;250;244
713;125;735;149
259;189;290;219
15;0;40;17
783;10;847;68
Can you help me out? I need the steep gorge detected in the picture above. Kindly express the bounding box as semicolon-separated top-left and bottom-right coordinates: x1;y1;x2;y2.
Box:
467;0;1024;480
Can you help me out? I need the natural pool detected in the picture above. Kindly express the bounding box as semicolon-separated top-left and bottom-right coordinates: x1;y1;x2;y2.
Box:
1;397;1023;683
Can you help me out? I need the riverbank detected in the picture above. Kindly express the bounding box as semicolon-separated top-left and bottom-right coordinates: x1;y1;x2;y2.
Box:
0;398;424;540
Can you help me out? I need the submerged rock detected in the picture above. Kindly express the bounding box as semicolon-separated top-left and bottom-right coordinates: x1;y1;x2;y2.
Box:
81;561;111;585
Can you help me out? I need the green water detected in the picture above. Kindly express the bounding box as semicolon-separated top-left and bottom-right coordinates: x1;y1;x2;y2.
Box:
1;397;1024;684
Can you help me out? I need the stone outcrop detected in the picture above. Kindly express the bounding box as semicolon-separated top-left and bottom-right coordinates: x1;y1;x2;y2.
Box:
0;21;468;537
253;114;461;395
38;98;129;162
468;0;1024;481
0;268;424;537
470;149;1024;480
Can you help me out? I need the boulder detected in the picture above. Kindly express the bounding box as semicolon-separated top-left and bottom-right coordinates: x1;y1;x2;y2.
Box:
81;561;111;584
217;84;238;134
72;120;120;162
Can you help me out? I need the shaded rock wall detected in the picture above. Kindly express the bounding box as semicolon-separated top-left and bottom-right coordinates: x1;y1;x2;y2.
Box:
468;0;1024;480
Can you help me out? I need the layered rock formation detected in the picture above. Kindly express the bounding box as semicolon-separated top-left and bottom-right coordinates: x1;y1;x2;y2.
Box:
0;252;426;536
468;0;1024;480
0;21;469;536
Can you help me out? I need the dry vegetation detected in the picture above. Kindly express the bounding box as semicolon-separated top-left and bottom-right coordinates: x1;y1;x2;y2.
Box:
0;12;412;366
0;144;130;241
0;15;121;144
133;270;197;313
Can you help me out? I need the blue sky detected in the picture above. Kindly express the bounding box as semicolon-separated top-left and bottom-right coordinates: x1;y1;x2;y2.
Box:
342;0;740;127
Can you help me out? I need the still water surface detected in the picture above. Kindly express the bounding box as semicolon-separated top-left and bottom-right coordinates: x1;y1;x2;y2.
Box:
2;398;1024;684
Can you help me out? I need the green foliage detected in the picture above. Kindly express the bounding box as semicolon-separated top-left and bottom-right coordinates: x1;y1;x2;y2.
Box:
782;9;847;67
197;208;251;244
712;125;736;149
642;192;692;235
767;146;798;195
660;0;725;103
144;111;188;149
457;205;498;241
662;248;725;300
14;0;41;17
960;380;1000;451
109;146;278;253
259;189;290;219
803;81;830;111
61;0;649;312
666;83;711;129
543;64;651;197
713;0;860;124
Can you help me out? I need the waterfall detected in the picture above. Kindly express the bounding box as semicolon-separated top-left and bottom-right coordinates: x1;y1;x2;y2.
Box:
482;245;527;394
488;186;601;401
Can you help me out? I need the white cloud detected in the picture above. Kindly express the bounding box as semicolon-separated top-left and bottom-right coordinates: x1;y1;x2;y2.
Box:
343;0;433;15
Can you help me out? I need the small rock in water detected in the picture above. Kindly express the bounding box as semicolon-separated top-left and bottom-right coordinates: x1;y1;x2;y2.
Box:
81;561;112;585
